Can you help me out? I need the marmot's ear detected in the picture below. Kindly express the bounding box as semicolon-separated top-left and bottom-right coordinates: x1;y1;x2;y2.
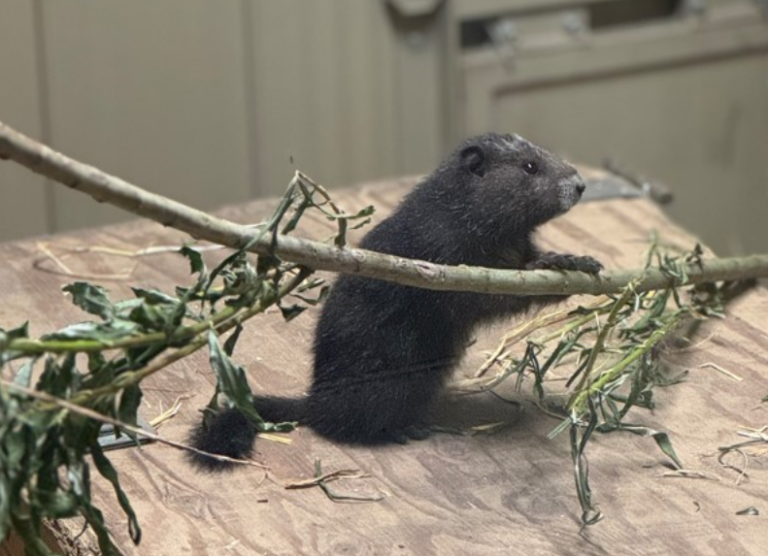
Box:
460;145;486;177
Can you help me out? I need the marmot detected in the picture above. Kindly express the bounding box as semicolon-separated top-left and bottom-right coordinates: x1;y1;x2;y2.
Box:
189;132;602;470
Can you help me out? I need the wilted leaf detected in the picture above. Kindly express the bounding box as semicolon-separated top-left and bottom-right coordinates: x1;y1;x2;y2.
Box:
43;320;140;343
117;385;143;429
0;173;330;555
62;283;115;321
736;506;759;516
598;423;683;470
2;322;29;341
179;246;205;275
91;443;142;545
13;357;38;387
131;287;181;306
36;354;78;396
207;331;261;425
223;324;243;357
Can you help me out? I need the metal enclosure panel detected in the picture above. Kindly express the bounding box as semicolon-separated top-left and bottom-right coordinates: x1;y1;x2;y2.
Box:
454;0;756;19
0;1;49;241
459;6;768;254
246;0;445;196
390;5;450;174
40;1;252;232
1;0;449;240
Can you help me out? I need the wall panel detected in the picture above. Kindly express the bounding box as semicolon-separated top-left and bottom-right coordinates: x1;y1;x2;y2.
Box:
41;1;252;231
0;0;48;241
248;1;399;196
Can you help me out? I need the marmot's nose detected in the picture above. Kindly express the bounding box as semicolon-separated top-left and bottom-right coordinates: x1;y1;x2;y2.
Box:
576;181;586;195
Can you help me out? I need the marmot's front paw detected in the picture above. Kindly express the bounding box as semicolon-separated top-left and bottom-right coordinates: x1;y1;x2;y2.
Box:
527;252;603;274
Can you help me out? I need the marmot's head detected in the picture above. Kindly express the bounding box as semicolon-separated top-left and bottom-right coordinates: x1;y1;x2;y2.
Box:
444;132;585;238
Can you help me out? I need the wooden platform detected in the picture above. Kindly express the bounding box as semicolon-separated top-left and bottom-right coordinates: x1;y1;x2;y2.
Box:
2;172;768;556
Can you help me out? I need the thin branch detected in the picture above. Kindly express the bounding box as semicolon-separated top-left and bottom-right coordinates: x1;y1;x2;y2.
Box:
3;380;265;469
2;119;768;295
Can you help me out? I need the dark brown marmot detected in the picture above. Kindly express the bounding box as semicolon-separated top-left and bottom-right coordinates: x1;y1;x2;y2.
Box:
189;132;601;471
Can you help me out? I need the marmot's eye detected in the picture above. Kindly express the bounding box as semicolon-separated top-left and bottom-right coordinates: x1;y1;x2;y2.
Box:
522;161;538;175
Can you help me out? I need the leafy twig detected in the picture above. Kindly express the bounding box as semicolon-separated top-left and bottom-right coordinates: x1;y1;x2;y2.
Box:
2;380;265;469
0;173;343;555
283;460;385;502
466;239;740;526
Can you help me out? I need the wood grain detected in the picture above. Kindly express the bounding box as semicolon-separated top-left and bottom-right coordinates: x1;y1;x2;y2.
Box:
2;175;767;556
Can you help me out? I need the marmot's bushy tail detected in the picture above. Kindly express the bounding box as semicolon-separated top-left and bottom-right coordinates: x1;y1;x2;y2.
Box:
187;395;306;472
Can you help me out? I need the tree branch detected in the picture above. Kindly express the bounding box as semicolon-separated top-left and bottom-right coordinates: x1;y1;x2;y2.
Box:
1;119;767;295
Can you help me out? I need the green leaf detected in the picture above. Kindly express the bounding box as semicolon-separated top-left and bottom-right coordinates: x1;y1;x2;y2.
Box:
0;481;9;543
736;506;759;516
127;289;187;334
117;385;143;429
81;503;121;556
599;423;683;469
66;461;90;502
179;246;205;275
649;431;683;469
223;324;243;357
13;357;38;387
36;491;79;519
91;443;142;545
0;324;31;364
570;402;603;526
123;344;165;370
3;421;29;471
206;331;262;425
36;354;79;397
87;352;107;373
280;197;312;235
209;250;246;291
112;298;144;315
291;284;330;306
2;322;29;341
62;283;114;321
131;287;181;306
350;217;372;230
43;320;140;342
128;302;175;332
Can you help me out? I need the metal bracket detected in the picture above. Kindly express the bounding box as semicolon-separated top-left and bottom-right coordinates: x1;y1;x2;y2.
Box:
98;415;155;451
386;0;444;18
486;18;520;67
601;160;674;205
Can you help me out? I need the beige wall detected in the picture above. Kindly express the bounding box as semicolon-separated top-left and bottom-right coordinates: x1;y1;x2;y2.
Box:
0;0;446;241
455;0;768;255
0;0;766;255
0;2;48;239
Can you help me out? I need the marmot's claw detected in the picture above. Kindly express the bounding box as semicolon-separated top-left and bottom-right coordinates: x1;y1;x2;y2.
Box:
572;255;603;274
528;252;603;275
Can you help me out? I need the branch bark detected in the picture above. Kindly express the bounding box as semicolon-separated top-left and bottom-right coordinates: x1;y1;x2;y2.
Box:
1;119;767;295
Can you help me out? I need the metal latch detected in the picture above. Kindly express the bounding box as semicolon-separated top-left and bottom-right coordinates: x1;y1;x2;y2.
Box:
603;160;674;205
386;0;444;18
486;18;519;67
